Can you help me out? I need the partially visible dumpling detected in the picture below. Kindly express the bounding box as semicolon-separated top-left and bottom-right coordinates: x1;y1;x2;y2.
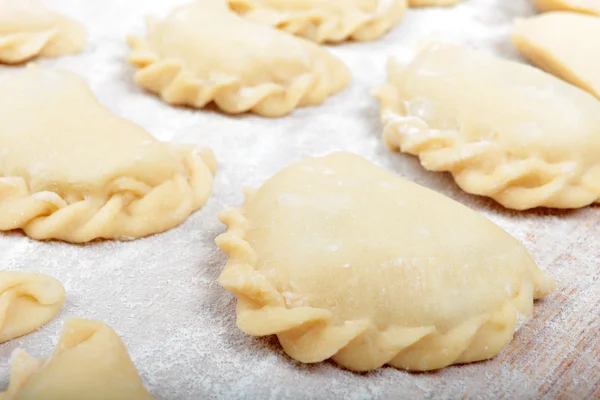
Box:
228;0;406;43
0;271;65;343
0;319;154;400
0;0;86;64
531;0;600;15
512;12;600;100
0;66;215;243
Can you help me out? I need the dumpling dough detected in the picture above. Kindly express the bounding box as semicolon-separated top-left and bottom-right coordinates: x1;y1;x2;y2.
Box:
127;0;349;117
216;152;556;371
0;66;215;243
0;0;86;64
531;0;600;15
409;0;460;7
0;318;153;400
227;0;406;43
0;271;64;344
373;43;600;210
512;12;600;100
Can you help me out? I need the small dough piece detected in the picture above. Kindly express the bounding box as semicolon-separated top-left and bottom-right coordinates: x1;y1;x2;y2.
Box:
0;66;215;243
216;152;556;371
512;12;600;100
228;0;406;43
0;0;86;64
409;0;459;7
0;271;64;344
127;0;349;117
531;0;600;15
374;43;600;210
0;318;153;400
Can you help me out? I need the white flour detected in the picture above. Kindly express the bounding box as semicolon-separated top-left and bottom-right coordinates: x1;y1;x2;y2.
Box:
0;0;598;399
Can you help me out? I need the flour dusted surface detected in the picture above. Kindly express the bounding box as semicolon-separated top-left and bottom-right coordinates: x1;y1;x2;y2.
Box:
0;0;598;399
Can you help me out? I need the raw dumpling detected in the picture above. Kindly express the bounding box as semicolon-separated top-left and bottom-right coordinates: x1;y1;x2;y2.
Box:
216;152;556;371
373;43;600;210
409;0;460;7
0;271;64;343
227;0;406;43
0;318;153;400
0;66;215;243
512;12;600;100
531;0;600;15
0;0;86;64
127;0;349;117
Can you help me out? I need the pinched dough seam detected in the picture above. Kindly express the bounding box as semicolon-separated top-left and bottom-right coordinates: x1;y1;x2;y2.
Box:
0;273;65;344
1;349;44;398
126;28;348;118
0;147;215;243
228;0;406;43
374;83;600;210
216;191;533;371
0;29;59;64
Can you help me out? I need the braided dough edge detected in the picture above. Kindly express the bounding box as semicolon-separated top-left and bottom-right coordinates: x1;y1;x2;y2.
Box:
215;189;553;371
126;16;349;118
0;146;215;243
228;0;407;43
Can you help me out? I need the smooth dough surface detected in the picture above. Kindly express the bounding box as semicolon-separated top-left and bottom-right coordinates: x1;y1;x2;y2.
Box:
0;0;86;64
0;271;64;344
532;0;600;14
228;0;406;43
373;43;600;210
0;66;215;243
408;0;459;7
0;319;153;400
512;12;600;100
216;152;556;371
127;0;349;117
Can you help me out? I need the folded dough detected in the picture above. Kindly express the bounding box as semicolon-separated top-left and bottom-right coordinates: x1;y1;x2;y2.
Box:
531;0;600;15
409;0;460;7
0;66;215;243
127;0;350;117
228;0;406;43
374;43;600;210
0;271;64;344
512;12;600;100
0;318;153;400
216;152;556;371
0;0;86;64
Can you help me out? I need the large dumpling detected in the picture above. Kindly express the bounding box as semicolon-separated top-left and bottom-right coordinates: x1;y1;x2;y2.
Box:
216;152;556;371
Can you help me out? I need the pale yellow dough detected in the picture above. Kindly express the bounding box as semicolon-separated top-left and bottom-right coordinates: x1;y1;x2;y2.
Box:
0;66;215;243
374;43;600;210
227;0;406;43
126;0;349;118
216;152;556;371
0;318;153;400
532;0;600;15
512;12;600;100
409;0;459;7
0;272;64;344
0;0;86;64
